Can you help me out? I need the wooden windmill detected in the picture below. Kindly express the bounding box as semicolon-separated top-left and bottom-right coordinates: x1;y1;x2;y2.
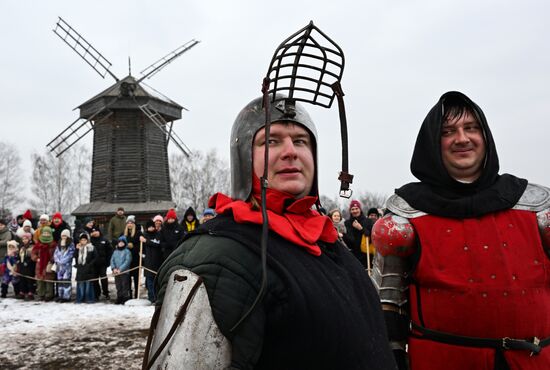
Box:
47;17;199;224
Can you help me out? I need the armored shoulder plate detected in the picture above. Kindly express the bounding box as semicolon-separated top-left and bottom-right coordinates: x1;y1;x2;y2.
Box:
512;183;550;212
386;193;427;219
147;269;231;369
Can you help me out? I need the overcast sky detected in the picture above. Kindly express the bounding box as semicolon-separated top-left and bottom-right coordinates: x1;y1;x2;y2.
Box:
2;0;549;210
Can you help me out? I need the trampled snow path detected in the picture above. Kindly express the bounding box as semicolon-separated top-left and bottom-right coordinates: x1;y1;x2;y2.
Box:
0;297;155;370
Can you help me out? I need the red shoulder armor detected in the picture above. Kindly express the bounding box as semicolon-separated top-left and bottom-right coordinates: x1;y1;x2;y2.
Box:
372;213;416;257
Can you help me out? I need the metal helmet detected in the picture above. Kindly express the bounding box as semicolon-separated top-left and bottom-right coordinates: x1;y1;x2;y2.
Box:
230;94;319;201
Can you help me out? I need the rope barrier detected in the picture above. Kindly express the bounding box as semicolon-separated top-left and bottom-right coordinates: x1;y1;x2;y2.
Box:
12;265;158;284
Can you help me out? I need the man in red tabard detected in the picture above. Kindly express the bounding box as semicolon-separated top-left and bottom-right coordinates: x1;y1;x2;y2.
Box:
372;91;550;370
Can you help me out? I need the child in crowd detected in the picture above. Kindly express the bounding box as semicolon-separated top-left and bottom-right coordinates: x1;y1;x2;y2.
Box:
54;229;75;302
1;241;20;298
110;235;132;305
32;226;57;301
74;233;97;303
140;220;162;303
17;233;36;300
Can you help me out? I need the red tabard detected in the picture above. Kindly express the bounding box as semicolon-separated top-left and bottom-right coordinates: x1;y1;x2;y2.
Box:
408;209;550;370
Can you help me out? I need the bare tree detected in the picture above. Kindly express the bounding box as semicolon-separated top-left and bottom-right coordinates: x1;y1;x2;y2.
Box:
0;141;23;217
30;149;78;214
319;194;341;214
358;191;389;211
170;149;230;214
73;145;92;206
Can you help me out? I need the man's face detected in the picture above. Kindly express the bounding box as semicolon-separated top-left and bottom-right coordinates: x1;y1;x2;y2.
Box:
86;221;94;229
117;209;124;216
203;214;214;222
441;111;486;182
252;123;314;199
0;223;5;231
368;213;379;220
350;207;361;218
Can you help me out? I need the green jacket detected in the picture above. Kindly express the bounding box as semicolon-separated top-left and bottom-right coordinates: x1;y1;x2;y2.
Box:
107;215;126;241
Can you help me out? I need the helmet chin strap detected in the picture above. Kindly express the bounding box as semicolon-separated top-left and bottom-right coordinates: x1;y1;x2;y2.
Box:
230;77;272;332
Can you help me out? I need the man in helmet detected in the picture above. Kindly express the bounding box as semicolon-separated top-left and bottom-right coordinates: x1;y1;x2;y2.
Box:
371;91;550;370
149;95;397;370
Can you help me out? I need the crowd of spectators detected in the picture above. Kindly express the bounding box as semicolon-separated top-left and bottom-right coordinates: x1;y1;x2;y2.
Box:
0;206;217;304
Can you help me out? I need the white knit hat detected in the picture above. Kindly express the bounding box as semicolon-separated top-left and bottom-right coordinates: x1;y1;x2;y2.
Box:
61;229;71;238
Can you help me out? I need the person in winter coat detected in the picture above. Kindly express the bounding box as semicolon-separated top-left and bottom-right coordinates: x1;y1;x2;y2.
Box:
0;218;14;258
16;233;36;300
180;207;198;234
89;226;112;300
343;200;374;267
153;215;163;232
139;220;162;303
108;207;127;244
15;219;35;242
328;209;347;246
110;235;132;305
74;233;97;303
159;209;184;262
50;212;70;243
33;214;51;244
53;229;75;302
123;215;142;299
32;226;57;301
1;241;20;298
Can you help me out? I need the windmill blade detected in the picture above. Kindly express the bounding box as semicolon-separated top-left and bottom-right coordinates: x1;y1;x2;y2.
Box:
265;21;344;108
53;17;119;82
47;107;113;157
137;39;200;83
138;103;191;157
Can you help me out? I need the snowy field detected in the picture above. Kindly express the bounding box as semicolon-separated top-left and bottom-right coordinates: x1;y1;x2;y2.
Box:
0;296;155;370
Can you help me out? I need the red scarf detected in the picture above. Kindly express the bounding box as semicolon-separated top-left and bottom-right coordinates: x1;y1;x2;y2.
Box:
209;177;337;256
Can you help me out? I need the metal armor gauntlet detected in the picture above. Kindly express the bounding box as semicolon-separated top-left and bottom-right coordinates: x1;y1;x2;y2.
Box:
371;213;416;365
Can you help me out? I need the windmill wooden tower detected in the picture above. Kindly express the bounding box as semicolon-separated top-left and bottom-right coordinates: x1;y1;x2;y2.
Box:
47;17;199;225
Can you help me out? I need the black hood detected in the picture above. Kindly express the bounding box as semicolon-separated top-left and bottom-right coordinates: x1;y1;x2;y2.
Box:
396;91;527;218
183;207;197;221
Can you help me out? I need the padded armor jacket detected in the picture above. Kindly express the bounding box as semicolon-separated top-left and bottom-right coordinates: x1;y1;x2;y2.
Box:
156;215;397;370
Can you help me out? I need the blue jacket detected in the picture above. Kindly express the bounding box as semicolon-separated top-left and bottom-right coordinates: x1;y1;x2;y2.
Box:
110;247;132;272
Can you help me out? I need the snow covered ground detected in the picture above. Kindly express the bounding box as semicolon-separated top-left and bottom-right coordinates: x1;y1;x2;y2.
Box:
0;297;155;369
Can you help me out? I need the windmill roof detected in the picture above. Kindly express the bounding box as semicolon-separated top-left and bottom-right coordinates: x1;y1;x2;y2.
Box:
77;75;182;109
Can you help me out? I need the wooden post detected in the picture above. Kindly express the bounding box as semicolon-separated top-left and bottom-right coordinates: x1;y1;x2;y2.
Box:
366;236;372;275
137;240;144;299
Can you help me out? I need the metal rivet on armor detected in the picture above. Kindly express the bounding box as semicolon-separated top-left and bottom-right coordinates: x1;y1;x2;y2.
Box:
508;223;513;228
512;275;517;280
446;229;452;233
502;242;507;247
235;138;239;142
503;292;508;297
483;245;489;250
464;246;469;251
482;293;488;298
490;274;496;279
468;278;474;283
522;290;526;295
534;260;540;265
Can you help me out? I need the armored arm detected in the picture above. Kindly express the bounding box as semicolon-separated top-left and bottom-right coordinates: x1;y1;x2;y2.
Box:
537;208;550;256
371;213;417;370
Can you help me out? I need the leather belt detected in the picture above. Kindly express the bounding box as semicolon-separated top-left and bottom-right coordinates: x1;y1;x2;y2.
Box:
411;322;550;356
